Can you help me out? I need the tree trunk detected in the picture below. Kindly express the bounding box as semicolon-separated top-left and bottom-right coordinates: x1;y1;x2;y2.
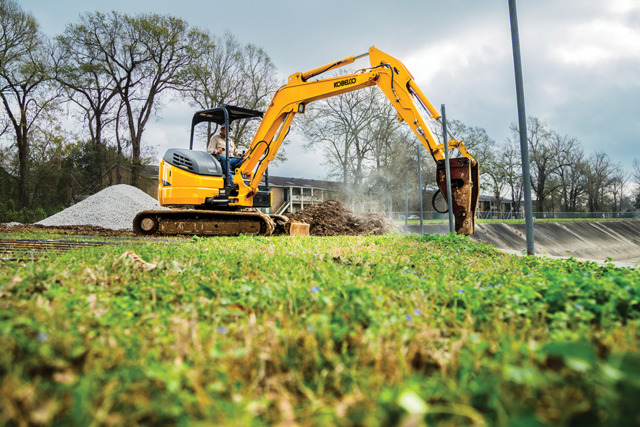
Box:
17;130;29;207
94;114;105;188
131;138;141;187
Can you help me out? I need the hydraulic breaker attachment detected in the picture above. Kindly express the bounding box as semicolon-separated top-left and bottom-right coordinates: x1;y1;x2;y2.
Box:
436;158;479;235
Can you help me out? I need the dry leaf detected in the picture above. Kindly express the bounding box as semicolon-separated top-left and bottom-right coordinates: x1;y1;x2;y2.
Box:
121;250;156;271
83;268;97;284
29;399;59;425
87;293;108;317
53;370;77;385
8;275;22;291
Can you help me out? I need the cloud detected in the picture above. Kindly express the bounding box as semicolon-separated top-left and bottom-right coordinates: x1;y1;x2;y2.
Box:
550;19;640;68
404;26;511;86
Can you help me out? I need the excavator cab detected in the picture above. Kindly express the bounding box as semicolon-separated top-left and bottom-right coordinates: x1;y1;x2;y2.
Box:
188;106;263;184
157;105;271;209
133;105;311;236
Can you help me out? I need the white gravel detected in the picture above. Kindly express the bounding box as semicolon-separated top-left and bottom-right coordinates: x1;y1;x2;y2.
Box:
36;184;166;230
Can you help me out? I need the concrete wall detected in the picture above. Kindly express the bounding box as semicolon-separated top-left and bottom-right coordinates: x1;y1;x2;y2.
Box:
412;220;640;262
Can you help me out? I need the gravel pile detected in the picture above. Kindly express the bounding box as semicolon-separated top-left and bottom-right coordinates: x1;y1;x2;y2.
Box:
36;184;166;230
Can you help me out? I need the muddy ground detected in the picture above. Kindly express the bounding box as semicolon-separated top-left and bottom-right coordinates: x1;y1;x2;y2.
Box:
1;201;395;238
0;224;135;237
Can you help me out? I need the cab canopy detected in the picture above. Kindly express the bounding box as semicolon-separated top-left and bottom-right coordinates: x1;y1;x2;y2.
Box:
189;105;263;149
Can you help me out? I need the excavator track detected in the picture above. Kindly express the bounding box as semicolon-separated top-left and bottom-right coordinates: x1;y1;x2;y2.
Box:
133;210;275;237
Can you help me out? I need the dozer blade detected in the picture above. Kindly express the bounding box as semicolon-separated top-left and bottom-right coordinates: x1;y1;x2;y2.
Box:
436;157;479;235
133;210;275;237
269;214;310;236
284;222;310;236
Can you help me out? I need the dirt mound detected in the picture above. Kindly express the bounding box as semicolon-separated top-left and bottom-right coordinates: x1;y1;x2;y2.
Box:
286;200;394;236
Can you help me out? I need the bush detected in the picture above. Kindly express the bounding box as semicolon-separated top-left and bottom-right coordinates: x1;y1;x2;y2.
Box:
0;201;50;223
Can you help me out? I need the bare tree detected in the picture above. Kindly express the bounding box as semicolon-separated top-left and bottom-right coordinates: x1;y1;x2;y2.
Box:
481;150;508;211
63;11;210;186
183;32;281;152
500;139;524;212
443;120;502;208
54;27;120;188
523;118;554;211
510;118;573;211
633;159;640;210
0;0;60;207
231;43;281;152
302;86;393;186
302;97;354;184
585;151;615;212
552;137;585;211
633;159;640;184
609;168;630;213
368;99;402;173
443;120;494;167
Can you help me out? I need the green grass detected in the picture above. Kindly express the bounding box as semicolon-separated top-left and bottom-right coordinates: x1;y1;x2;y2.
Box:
1;233;639;426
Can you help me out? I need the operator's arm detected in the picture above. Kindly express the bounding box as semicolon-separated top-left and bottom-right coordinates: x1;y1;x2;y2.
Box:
206;135;216;154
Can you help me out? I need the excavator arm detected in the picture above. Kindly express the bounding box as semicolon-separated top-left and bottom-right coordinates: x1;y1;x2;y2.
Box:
232;46;479;234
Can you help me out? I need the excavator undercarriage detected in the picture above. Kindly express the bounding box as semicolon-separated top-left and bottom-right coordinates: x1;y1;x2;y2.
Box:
132;210;309;237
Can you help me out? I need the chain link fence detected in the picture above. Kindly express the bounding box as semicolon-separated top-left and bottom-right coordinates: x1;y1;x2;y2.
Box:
391;211;640;222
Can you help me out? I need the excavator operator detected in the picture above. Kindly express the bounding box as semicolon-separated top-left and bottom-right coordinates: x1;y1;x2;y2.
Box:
207;126;242;174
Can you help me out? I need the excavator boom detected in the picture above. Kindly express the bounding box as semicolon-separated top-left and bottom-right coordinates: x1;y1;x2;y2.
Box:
233;46;479;234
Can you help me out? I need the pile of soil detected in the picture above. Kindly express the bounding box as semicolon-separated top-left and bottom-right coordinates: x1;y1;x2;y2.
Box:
287;200;394;236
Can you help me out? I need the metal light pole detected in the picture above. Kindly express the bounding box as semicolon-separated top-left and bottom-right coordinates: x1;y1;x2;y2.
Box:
509;0;535;255
417;145;424;235
441;105;455;233
405;165;409;233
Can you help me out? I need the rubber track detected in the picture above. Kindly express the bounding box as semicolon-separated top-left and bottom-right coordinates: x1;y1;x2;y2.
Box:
133;210;275;237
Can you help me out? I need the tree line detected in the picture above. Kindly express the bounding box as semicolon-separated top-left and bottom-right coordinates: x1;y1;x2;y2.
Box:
2;0;638;223
301;85;639;214
0;0;279;222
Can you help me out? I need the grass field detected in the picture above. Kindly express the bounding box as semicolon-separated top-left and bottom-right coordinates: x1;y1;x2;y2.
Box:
1;233;639;425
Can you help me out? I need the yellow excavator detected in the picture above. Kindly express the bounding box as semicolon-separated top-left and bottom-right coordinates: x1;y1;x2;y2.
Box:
133;46;479;237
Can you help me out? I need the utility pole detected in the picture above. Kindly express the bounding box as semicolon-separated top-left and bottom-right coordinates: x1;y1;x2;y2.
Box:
405;165;409;233
441;105;455;233
509;0;535;255
417;145;424;235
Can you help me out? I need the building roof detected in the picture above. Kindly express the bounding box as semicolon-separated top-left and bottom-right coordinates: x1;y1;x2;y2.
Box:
478;194;516;203
267;175;341;190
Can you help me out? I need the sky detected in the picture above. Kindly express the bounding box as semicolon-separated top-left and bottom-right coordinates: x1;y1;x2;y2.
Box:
20;0;640;180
